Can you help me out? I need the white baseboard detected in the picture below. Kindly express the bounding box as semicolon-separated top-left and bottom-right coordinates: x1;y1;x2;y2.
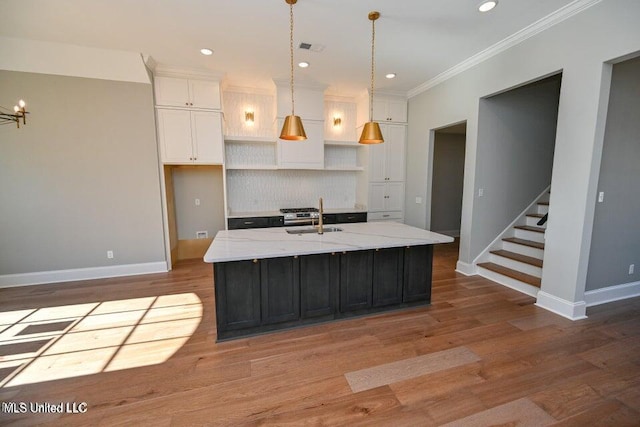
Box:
535;291;587;320
0;262;169;288
584;281;640;307
456;261;477;276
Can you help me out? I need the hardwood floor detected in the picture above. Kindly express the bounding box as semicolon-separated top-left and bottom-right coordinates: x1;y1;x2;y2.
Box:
0;240;639;426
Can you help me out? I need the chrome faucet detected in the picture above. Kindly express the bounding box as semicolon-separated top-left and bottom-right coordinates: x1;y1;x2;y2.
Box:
317;197;324;234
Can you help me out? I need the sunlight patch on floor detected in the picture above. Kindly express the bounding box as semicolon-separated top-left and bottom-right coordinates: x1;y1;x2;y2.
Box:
0;293;202;387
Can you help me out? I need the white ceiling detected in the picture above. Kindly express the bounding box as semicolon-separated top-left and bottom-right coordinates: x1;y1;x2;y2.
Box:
0;0;580;96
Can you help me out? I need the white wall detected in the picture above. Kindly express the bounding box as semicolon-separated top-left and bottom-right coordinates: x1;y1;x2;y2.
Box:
472;75;560;256
406;0;640;317
0;70;165;282
586;56;640;292
172;166;225;240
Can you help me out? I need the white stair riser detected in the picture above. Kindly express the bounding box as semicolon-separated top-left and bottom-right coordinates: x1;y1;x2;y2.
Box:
537;204;549;215
515;228;545;243
526;216;547;228
477;266;540;298
502;241;544;259
489;254;543;277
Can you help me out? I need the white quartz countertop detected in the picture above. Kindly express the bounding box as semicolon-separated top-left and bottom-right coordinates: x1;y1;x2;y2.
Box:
204;222;454;263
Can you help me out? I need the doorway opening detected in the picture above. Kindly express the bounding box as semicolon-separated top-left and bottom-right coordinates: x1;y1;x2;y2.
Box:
430;122;467;238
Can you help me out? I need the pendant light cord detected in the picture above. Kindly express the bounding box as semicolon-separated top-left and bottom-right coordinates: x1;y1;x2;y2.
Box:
289;1;295;116
369;16;376;122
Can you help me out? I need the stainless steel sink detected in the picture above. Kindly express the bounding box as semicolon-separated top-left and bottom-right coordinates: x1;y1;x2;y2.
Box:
285;227;343;234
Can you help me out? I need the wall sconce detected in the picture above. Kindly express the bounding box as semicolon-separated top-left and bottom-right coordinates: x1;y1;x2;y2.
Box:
333;117;342;127
245;111;255;125
1;99;29;128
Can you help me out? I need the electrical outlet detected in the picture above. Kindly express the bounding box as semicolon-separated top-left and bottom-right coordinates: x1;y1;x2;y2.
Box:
415;197;422;204
107;250;114;259
195;198;201;206
478;188;484;197
598;192;604;203
196;231;208;239
630;264;635;275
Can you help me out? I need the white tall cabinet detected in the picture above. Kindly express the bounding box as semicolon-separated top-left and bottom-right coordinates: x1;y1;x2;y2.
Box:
358;92;408;222
153;70;226;269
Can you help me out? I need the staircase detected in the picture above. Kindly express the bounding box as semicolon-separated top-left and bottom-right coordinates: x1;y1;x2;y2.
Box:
476;192;549;297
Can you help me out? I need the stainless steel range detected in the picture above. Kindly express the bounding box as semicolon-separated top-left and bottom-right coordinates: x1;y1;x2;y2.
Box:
280;207;319;226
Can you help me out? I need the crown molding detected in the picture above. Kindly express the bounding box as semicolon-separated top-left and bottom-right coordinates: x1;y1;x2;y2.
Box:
222;85;275;96
408;0;603;99
154;63;225;81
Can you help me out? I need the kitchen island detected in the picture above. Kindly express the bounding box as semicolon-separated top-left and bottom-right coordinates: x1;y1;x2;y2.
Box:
204;222;453;341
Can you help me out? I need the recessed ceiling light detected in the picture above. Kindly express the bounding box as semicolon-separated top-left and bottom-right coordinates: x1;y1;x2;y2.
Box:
298;61;310;68
478;1;497;12
200;48;214;56
385;73;396;79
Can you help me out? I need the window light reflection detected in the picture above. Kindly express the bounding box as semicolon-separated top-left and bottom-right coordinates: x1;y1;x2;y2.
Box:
0;293;202;388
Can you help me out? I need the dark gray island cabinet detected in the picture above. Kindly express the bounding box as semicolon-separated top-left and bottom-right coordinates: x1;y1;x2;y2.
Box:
205;222;452;341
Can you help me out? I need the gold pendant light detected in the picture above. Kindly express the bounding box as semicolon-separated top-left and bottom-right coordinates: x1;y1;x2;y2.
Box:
359;11;384;144
280;0;307;141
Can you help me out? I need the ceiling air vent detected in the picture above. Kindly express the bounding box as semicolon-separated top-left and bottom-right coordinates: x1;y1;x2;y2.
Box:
299;42;325;53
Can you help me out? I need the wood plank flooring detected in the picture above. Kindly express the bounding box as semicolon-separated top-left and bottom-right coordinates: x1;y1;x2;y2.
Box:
0;240;639;426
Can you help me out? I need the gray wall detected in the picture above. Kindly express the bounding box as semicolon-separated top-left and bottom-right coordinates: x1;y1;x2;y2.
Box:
431;131;465;235
0;70;165;274
471;75;560;256
172;166;225;240
586;57;640;291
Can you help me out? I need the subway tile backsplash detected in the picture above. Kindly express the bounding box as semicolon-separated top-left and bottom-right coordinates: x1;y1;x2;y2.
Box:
226;170;358;213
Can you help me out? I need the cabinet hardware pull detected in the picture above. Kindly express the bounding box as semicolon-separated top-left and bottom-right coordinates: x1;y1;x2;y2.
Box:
331;252;335;256
244;221;254;225
294;255;298;259
383;215;390;218
252;259;258;263
185;102;189;106
342;251;347;254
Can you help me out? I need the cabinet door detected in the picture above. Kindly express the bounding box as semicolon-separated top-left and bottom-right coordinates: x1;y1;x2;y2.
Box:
385;125;406;181
340;250;373;312
368;183;387;212
277;119;324;169
368;141;386;181
261;257;300;325
189;80;221;110
214;261;261;332
372;247;404;307
387;99;408;123
403;245;433;303
191;111;224;164
371;98;388;123
300;253;339;318
155;77;191;108
385;182;405;211
157;109;194;163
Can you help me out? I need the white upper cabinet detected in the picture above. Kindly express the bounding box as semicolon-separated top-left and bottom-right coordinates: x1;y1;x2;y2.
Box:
372;96;407;123
157;109;224;164
368;124;406;182
358;92;407;125
155;76;221;110
277;119;324;169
